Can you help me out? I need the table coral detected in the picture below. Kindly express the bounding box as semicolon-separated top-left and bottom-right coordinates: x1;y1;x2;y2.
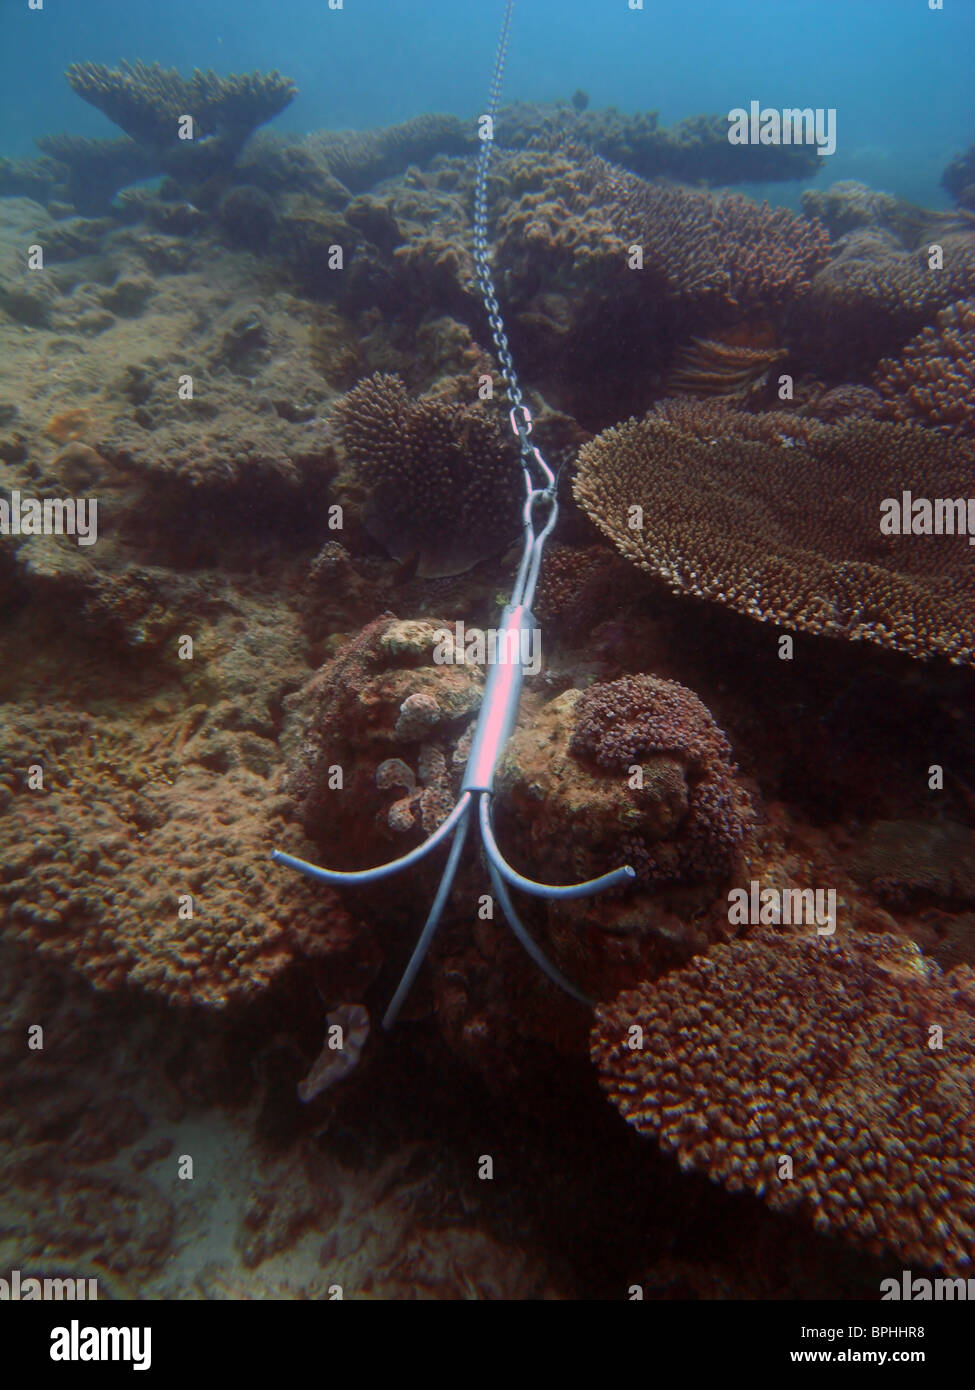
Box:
573;402;975;665
592;928;975;1272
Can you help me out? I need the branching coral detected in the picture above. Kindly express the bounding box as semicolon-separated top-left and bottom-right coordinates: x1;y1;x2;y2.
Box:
874;297;975;438
333;372;523;577
592;929;975;1272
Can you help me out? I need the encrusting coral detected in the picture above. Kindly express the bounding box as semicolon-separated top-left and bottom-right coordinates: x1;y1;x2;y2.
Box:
591;928;975;1273
573;401;975;665
0;705;361;1007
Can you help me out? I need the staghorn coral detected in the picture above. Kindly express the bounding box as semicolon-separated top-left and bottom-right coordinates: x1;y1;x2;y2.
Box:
591;929;975;1273
874;297;975;438
573;402;975;665
333;372;523;577
66;59;296;160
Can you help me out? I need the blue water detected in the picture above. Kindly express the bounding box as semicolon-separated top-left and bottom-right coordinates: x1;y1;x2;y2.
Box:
1;0;972;208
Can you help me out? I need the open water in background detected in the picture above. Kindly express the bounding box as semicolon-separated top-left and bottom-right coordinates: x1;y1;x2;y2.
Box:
0;0;972;209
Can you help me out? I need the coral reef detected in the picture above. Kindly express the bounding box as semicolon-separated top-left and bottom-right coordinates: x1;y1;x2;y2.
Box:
491;148;828;422
333;373;523;576
488;680;752;1021
304;115;469;192
0;703;367;1007
874;296;975;438
493;102;821;184
497;150;829;321
35;135;158;217
801;179;969;246
942;142;975;212
573;403;975;665
568;675;750;884
592;929;975;1272
66;59;296;163
848;818;975;911
800;227;975;375
284;614;484;870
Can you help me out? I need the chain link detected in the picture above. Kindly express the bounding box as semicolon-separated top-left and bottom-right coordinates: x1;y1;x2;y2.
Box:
472;1;536;462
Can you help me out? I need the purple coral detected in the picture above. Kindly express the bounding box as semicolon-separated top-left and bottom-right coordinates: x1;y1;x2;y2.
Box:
569;675;749;883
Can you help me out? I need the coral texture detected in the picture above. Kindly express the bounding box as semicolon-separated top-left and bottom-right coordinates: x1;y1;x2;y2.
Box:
573;403;975;665
874;297;975;438
493;103;821;184
285;615;483;867
568;675;749;884
497;150;830;322
801;227;975;374
592;929;975;1272
66;60;296;157
0;705;357;1006
333;372;523;576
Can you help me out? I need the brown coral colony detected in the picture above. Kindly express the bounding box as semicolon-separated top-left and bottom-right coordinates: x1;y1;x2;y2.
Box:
3;20;975;1303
